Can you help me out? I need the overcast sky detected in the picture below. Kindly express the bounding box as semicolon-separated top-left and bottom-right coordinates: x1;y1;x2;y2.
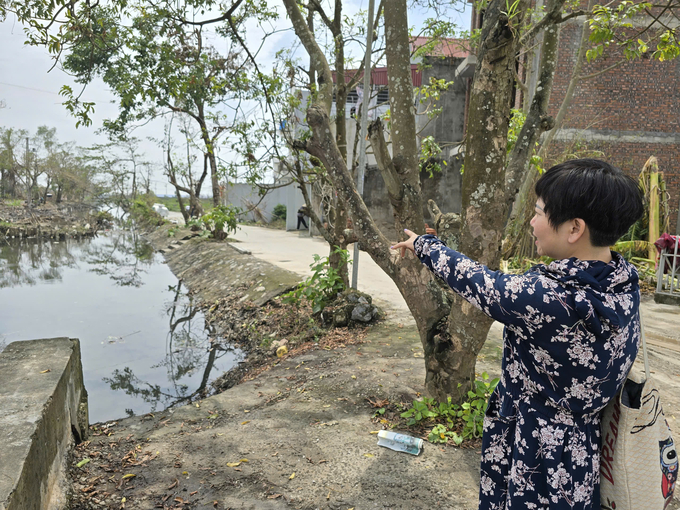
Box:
0;1;470;195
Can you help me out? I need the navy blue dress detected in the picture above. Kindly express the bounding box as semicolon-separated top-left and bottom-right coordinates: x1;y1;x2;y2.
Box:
414;235;640;510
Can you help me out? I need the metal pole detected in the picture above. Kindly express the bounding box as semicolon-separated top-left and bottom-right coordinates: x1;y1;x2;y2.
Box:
25;137;31;208
351;0;375;289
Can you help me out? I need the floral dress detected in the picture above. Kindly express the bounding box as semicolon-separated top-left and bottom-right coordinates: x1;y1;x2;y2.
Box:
414;235;640;510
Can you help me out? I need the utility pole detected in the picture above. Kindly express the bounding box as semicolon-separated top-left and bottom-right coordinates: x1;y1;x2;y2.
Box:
24;137;32;208
351;0;375;289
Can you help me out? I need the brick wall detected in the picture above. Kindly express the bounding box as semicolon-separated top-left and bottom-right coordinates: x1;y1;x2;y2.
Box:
546;20;680;234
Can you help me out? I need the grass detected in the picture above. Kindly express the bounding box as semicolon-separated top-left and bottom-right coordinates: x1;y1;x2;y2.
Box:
155;196;214;213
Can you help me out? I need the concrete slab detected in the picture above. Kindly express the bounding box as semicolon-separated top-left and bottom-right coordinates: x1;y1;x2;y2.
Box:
0;338;88;510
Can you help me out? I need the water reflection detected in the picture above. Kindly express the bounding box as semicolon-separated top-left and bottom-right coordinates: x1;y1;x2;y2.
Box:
0;237;78;288
104;281;239;415
84;230;155;287
0;232;241;422
0;230;155;288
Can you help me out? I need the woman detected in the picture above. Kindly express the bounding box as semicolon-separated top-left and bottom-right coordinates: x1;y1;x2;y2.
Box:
392;159;644;509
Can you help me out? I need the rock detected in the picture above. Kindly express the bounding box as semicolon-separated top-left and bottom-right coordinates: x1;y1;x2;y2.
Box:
342;289;372;304
351;303;375;323
332;307;349;327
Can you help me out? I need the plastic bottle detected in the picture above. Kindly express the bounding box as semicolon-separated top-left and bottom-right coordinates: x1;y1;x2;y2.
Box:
377;430;423;456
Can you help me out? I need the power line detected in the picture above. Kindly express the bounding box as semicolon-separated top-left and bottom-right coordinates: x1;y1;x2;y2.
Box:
0;81;113;102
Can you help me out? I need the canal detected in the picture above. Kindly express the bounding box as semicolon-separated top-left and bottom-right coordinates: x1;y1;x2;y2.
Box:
0;230;242;423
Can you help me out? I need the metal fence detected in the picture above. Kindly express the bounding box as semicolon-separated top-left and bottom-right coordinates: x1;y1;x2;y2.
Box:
656;235;680;298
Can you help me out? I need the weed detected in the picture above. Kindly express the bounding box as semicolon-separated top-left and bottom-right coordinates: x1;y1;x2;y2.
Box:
401;372;499;445
201;205;240;240
281;247;350;314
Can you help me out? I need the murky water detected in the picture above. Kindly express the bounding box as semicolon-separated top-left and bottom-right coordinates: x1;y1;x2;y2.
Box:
0;230;242;423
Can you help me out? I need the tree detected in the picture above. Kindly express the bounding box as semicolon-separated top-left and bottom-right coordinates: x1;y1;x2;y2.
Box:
163;115;210;223
0;127;26;198
82;136;150;210
55;3;263;207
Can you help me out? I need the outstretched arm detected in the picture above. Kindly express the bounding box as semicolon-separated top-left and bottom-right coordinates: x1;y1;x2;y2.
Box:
393;230;540;325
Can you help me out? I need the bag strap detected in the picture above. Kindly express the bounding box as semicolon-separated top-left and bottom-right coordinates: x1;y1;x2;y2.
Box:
641;318;650;382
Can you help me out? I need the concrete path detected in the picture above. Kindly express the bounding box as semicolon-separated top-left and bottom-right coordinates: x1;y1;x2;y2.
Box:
230;224;680;351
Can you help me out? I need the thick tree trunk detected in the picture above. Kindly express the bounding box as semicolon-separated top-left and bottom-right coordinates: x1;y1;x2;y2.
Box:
284;0;573;402
300;105;454;400
438;0;533;397
504;3;583;260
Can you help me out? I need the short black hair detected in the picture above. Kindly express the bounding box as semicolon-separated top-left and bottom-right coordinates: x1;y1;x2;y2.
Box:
534;159;644;247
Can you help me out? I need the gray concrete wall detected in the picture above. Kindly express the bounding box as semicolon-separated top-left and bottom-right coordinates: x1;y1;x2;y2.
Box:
223;183;289;224
0;337;88;510
223;182;316;234
363;56;468;238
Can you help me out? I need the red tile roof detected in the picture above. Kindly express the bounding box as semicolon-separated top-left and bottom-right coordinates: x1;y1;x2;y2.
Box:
331;37;470;89
410;37;471;59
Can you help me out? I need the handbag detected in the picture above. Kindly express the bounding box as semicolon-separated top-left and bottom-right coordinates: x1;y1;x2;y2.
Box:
600;323;679;510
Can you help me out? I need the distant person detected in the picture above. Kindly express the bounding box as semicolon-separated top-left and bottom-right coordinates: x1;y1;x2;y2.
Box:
297;204;308;230
391;159;646;510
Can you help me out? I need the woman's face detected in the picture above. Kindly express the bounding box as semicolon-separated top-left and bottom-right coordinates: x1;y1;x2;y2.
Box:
530;198;571;259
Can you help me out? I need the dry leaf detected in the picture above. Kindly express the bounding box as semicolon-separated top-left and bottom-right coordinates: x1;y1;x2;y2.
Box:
121;474;136;479
369;431;379;435
289;472;296;480
363;453;374;458
268;494;282;499
226;462;241;467
40;369;51;374
167;479;178;490
241;420;250;425
239;458;249;463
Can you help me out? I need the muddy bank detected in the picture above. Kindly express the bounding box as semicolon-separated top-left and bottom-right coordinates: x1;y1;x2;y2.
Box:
0;201;98;239
64;224;680;510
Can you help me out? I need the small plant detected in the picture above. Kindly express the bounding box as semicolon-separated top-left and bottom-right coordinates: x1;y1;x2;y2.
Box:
201;205;240;240
282;247;350;313
4;199;22;207
429;424;463;445
401;372;499;445
272;204;287;221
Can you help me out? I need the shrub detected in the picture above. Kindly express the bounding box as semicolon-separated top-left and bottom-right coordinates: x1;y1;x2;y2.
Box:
201;205;240;240
129;195;163;227
282;247;350;313
272;204;287;221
